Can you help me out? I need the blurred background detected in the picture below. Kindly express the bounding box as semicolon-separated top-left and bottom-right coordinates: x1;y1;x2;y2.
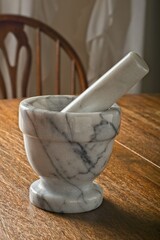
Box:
0;0;159;95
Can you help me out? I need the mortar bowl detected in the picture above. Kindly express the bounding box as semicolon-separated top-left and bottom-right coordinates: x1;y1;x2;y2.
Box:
19;95;121;213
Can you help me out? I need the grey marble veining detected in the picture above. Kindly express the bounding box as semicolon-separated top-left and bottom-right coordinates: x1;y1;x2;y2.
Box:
19;95;121;213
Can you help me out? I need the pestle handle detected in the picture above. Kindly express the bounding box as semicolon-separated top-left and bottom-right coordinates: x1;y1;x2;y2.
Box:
62;52;149;113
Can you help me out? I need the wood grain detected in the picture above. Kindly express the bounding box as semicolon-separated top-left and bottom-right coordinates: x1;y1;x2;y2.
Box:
117;94;160;165
0;95;160;240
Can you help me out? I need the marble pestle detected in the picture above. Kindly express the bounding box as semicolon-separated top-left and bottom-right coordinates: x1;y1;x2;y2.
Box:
62;52;149;113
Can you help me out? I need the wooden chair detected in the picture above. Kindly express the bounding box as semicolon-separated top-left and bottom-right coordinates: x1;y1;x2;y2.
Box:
0;14;88;98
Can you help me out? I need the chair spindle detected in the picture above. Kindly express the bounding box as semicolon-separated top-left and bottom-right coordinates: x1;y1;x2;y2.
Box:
55;40;60;94
36;28;42;95
71;60;76;95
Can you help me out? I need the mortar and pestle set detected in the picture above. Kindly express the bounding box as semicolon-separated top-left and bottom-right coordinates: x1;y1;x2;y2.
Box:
19;52;149;213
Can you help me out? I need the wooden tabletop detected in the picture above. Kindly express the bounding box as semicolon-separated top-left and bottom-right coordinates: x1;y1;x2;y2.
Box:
0;94;160;240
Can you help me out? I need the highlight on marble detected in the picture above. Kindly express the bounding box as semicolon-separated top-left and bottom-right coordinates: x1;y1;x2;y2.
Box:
19;95;121;213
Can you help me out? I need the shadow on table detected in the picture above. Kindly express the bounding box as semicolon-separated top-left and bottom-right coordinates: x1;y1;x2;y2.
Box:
60;198;160;240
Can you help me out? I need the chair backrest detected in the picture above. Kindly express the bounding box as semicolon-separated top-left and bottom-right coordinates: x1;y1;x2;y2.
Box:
0;14;88;98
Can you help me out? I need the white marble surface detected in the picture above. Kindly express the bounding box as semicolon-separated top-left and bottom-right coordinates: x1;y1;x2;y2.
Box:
62;52;149;113
19;95;121;213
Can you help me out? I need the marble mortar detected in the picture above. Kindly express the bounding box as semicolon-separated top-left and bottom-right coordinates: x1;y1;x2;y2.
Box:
19;95;121;213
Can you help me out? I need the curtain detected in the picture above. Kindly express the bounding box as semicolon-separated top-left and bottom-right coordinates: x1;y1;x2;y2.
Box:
86;0;146;92
0;0;147;97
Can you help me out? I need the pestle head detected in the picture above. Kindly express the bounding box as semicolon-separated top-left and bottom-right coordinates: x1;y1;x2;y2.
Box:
62;52;149;113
